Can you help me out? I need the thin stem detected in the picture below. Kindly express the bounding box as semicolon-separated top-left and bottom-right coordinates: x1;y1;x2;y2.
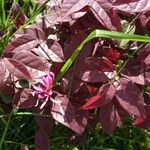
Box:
0;112;52;119
115;43;147;78
0;106;7;125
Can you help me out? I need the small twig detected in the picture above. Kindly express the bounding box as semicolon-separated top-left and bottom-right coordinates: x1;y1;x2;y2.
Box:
114;43;147;78
0;111;52;119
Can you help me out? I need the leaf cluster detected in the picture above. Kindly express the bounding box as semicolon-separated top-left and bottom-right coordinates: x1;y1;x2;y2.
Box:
0;0;150;149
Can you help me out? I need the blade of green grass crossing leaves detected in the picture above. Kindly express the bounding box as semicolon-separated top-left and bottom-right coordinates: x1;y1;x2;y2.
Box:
55;30;150;83
0;0;6;27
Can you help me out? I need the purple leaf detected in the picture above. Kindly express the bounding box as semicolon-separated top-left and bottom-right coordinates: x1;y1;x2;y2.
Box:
4;58;32;79
15;27;46;40
76;57;113;83
35;129;49;150
34;107;54;150
122;60;150;85
99;100;126;134
82;83;115;109
63;31;93;60
115;77;145;117
35;106;54;133
112;0;150;13
12;51;48;71
13;88;37;108
134;105;150;129
5;34;39;54
60;0;89;20
38;39;65;62
60;69;84;94
12;4;27;29
77;70;109;83
77;57;114;72
89;1;121;31
135;12;150;33
144;54;150;65
51;93;87;134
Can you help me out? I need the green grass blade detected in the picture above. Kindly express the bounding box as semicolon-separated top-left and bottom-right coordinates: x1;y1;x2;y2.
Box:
0;109;13;149
22;0;50;27
55;29;150;83
94;30;150;42
0;0;6;27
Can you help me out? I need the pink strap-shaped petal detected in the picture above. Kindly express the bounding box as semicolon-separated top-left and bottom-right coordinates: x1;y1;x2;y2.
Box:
40;97;49;109
32;85;44;92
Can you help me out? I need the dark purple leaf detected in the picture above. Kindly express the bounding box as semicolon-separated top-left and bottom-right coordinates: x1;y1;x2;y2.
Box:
13;88;37;108
115;77;145;117
60;69;84;94
12;4;27;29
63;31;93;60
76;57;114;72
99;100;126;134
76;57;113;83
34;106;54;150
135;12;150;34
134;105;150;129
122;60;150;85
51;93;87;134
35;129;49;150
4;58;32;79
35;106;54;133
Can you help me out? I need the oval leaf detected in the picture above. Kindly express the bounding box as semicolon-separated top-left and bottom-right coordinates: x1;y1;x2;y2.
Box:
5;34;39;53
38;40;65;62
4;58;32;79
115;77;145;117
13;51;47;71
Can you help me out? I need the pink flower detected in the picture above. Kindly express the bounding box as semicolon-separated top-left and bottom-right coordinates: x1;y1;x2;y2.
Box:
31;72;55;109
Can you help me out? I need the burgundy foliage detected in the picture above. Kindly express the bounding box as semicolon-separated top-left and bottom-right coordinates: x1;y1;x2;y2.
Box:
0;0;150;149
12;3;27;29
